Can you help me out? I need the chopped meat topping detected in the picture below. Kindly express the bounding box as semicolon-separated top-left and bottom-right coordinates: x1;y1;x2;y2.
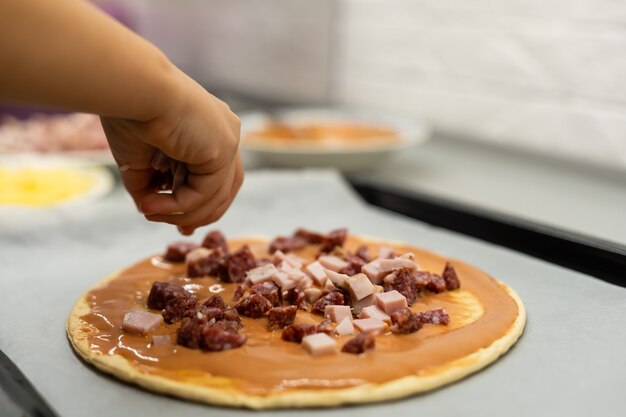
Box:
212;319;241;333
201;326;247;351
220;245;256;283
342;253;366;276
355;245;372;262
284;288;306;309
232;284;246;302
267;305;297;329
251;281;282;307
147;281;188;310
416;308;450;325
235;293;272;318
201;230;229;254
203;294;227;310
383;268;418;306
442;262;461;290
294;228;325;243
426;273;446;293
341;332;376;354
164;241;198;262
311;291;345;315
319;228;348;253
316;318;334;335
187;247;225;278
269;236;307;254
281;323;318;343
162;294;198;324
414;271;431;290
390;308;423;334
122;309;163;335
176;316;208;349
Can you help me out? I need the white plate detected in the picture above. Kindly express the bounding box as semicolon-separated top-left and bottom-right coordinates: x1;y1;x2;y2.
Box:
240;108;431;171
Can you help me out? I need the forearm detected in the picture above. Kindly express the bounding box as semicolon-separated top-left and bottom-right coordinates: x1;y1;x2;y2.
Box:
0;0;177;121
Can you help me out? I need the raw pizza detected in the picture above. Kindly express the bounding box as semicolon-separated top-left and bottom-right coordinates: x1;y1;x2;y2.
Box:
67;228;526;408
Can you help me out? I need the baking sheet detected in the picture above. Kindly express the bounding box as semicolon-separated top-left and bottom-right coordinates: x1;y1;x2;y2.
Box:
0;170;625;416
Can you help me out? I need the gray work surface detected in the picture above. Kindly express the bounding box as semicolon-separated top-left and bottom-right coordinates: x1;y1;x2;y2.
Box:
345;137;626;247
1;170;625;417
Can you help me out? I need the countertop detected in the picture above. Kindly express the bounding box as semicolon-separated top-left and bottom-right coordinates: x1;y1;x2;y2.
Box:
1;170;625;417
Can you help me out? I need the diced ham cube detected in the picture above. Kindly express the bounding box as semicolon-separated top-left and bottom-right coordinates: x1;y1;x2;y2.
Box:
375;290;408;315
352;293;375;316
277;260;295;273
379;258;417;273
346;273;374;301
318;255;349;272
122;309;163;335
335;317;355;336
358;305;391;323
361;259;387;284
304;261;327;286
304;288;323;303
246;263;278;285
324;279;337;292
297;275;314;290
301;333;338;357
399;252;415;260
352;318;386;334
186;247;211;264
325;305;352;323
287;268;306;282
151;334;171;346
272;250;304;269
273;271;298;290
324;269;350;288
378;247;396;259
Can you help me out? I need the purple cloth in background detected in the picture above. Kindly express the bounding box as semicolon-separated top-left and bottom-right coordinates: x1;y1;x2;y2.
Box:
0;1;136;121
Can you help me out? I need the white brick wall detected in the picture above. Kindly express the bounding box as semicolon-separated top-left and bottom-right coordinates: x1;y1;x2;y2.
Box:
124;0;626;170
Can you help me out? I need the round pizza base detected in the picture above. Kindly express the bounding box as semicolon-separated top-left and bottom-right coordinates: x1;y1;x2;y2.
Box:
67;236;526;409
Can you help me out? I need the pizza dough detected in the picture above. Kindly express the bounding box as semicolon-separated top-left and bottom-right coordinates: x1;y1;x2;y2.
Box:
67;234;526;409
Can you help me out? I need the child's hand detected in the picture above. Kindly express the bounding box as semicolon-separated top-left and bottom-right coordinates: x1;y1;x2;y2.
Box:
101;71;243;235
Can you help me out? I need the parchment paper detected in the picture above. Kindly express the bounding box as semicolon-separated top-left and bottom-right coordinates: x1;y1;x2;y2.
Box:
1;170;625;417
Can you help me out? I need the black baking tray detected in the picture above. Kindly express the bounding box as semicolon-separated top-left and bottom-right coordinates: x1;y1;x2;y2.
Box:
347;177;626;288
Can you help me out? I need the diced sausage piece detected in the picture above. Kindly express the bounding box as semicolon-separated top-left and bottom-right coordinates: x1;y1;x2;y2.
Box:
294;228;325;243
416;308;451;325
375;290;408;315
232;284;246;302
304;288;323;304
316;318;334;335
201;326;247;351
361;259;387;284
324;269;349;288
221;245;257;283
191;306;225;322
222;307;241;324
187;247;225;278
281;323;318;343
342;253;366;276
151;334;171;346
346;274;374;301
273;271;298;291
384;268;418;306
162;294;198;324
442;262;461;290
325;305;352;323
246;263;278;285
341;332;376;354
213;319;242;333
414;271;437;290
319;255;349;273
355;245;372;262
358;305;390;323
269;236;307;254
302;333;338;357
201;230;229;254
379;258;417;273
203;294;227;310
334;317;355;336
426;273;446;293
284;288;306;309
267;305;298;330
319;228;348;253
352;318;386;334
235;293;272;318
377;247;396;259
177;317;208;349
122;309;163;335
251;281;282;306
164;241;199;262
147;281;188;310
304;261;327;285
390;308;422;334
312;291;345;315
